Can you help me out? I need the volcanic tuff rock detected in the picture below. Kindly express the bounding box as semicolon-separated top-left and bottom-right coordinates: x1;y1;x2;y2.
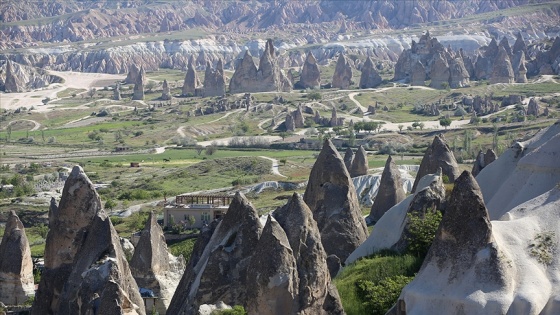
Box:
394;31;445;82
33;166;144;315
298;51;321;89
182;56;201;96
369;156;406;222
472;149;497;177
331;53;353;89
490;45;515;84
429;52;450;89
347;170;444;263
272;193;345;315
246;216;298;315
124;64;145;85
0;211;34;305
448;55;470;88
132;66;145;100
56;212;145;315
343;147;354;172
349;145;368;177
130;212;185;314
161;79;171;100
527;97;540;116
411;134;460;193
230;40;292;93
359;57;382;88
476;120;560;219
113;82;122;100
396;171;511;314
167;192;263;314
203;59;226;97
0;60;61;93
410;60;426;86
303;139;368;271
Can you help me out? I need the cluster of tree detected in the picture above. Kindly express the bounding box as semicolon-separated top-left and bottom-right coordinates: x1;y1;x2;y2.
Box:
353;121;385;133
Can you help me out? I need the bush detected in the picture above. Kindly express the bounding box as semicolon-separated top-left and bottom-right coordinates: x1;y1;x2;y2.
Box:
405;210;443;257
168;238;196;263
357;275;414;314
211;306;247;315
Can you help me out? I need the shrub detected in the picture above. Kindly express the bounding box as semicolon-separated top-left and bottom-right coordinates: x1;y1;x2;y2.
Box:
405;210;443;257
357;275;414;314
211;306;247;315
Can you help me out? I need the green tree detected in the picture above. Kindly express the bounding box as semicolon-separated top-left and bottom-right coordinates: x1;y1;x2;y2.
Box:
439;117;452;129
105;199;117;211
357;275;414;314
405;210;443;257
306;91;322;100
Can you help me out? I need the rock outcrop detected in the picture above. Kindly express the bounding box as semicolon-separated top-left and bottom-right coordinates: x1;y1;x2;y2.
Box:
343;147;354;172
161;79;171;100
347;170;444;263
411;134;460;193
472;149;497;177
410;60;426;86
331;53;352;89
229;40;292;93
396;171;510;314
448;55;470;88
369;156;406;222
113;82;122;100
303;139;368;273
132;66;145;100
429;52;450;89
272;193;345;315
490;45;515;84
359;57;382;88
32;166;145;315
476;120;560;219
125;64;145;85
527;97;540;116
298;51;321;89
0;211;34;305
349;145;368;177
182;56;201;96
130;212;185;314
167;192;263;314
202;59;226;97
0;60;62;93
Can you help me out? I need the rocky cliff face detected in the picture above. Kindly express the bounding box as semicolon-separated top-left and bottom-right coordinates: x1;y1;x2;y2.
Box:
0;211;35;305
303;139;368;274
0;60;62;93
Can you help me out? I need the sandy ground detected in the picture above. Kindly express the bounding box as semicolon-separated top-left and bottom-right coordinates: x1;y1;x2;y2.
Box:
0;71;125;112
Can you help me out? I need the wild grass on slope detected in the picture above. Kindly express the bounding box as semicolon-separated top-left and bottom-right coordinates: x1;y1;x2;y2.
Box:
334;253;422;315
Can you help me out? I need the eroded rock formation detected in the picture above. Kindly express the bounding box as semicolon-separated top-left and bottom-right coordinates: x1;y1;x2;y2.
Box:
132;66;145;100
332;53;352;89
0;60;62;93
229;40;292;93
359;57;382;88
182;56;201;96
369;156;406;222
343;147;354;172
161;79;171;100
203;59;226;97
0;211;34;305
349;145;368;177
303;139;368;273
412;134;460;193
298;51;321;89
130;212;185;314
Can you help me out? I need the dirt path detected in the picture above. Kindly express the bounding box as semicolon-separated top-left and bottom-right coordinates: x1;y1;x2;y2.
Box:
259;156;286;178
4;119;42;131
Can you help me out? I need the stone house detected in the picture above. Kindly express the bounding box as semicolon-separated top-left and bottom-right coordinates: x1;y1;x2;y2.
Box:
163;194;232;229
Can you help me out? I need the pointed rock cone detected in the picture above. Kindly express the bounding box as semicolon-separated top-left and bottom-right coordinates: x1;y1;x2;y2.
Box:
304;139;368;270
298;51;321;89
167;192;263;314
273;193;345;314
57;213;146;315
343;147;354;172
130;212;185;314
132;66;145;100
182;55;200;96
397;171;510;314
411;134;460;193
349;145;368;177
369;156;406;222
229;50;258;93
359;57;382;88
332;53;353;89
246;216;298;315
33;165;102;315
0;211;35;305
